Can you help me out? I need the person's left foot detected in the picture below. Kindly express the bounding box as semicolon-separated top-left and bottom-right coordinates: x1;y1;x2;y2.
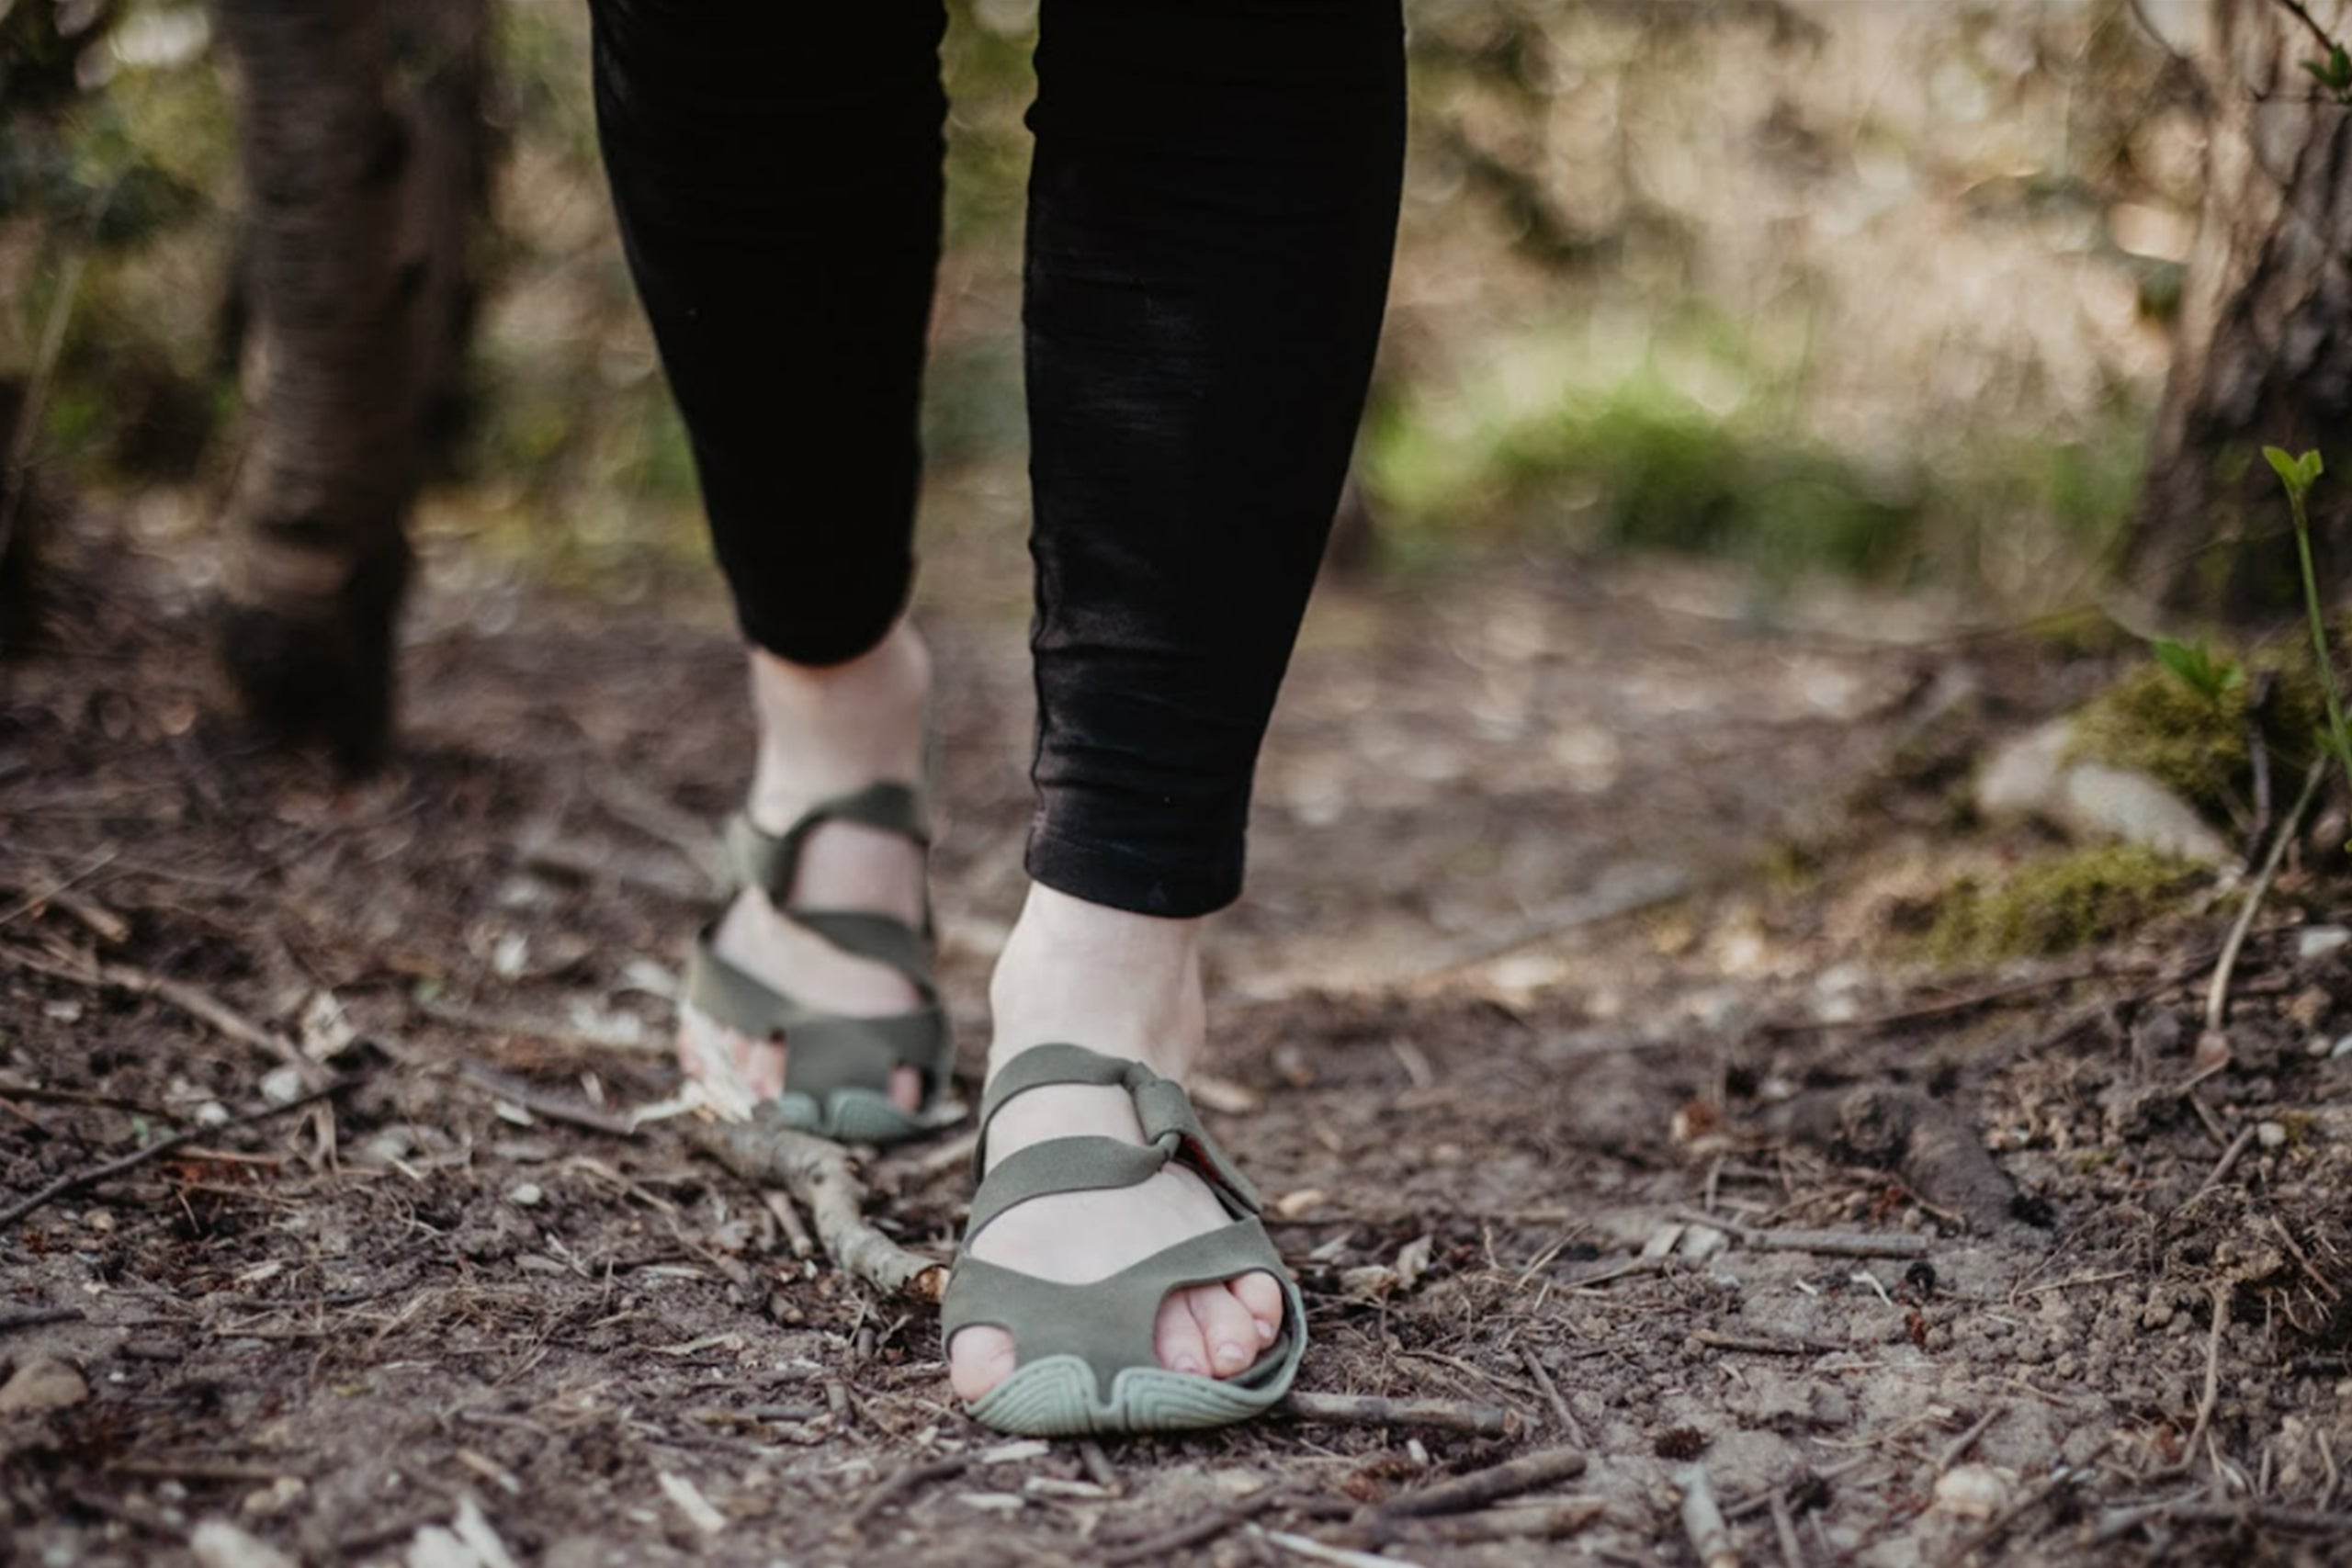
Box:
944;886;1283;1403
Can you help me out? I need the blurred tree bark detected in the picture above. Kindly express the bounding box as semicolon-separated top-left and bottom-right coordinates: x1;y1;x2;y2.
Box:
212;0;487;768
2129;0;2352;623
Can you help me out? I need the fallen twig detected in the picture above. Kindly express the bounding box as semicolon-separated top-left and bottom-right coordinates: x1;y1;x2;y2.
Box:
1516;1344;1585;1443
1395;1500;1606;1545
1768;1487;1804;1568
458;1063;639;1138
1676;1210;1933;1259
1279;1390;1520;1438
2186;1124;2259;1209
845;1454;969;1528
1253;1524;1426;1568
0;1079;350;1231
1100;1489;1283;1566
1691;1330;1847;1358
1934;1409;2003;1474
689;1109;948;1302
1679;1463;1740;1568
0;943;320;1085
2181;1285;2230;1470
1757;960;2121;1037
0;1306;86;1333
1374;1446;1588;1518
2207;757;2325;1034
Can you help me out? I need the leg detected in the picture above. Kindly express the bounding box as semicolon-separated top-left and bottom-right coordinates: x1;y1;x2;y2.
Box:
951;0;1406;1403
589;1;948;1107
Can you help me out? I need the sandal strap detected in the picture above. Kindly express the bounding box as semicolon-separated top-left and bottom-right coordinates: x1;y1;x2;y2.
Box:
965;1136;1170;1239
974;1043;1260;1213
723;781;930;906
942;1220;1295;1401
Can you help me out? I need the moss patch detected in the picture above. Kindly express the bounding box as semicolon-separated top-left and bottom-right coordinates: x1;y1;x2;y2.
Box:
1925;845;2204;964
2068;650;2329;827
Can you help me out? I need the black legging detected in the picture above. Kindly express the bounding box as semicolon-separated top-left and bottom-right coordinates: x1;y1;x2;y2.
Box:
589;1;1404;918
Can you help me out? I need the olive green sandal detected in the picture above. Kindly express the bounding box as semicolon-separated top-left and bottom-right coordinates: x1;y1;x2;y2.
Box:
678;782;954;1145
941;1043;1306;1436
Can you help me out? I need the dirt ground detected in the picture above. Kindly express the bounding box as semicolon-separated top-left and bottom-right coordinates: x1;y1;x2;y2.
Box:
4;510;2350;1568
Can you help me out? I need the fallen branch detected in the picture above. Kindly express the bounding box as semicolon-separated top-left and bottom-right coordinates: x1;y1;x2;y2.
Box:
458;1063;639;1138
1763;1086;2017;1232
1395;1500;1605;1545
1280;1391;1520;1438
845;1454;968;1528
1676;1209;1934;1259
1374;1446;1588;1518
689;1110;947;1303
0;943;320;1085
0;1080;351;1232
1678;1464;1739;1568
2207;757;2325;1035
1101;1490;1283;1566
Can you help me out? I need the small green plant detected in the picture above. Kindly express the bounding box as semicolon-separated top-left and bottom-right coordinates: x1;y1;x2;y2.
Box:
2262;446;2352;809
2149;637;2244;704
2303;40;2352;104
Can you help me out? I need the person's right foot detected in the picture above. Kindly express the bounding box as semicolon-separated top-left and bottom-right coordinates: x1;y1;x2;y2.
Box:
675;624;933;1115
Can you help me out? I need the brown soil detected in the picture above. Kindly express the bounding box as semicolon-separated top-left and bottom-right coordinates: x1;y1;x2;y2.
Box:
4;518;2349;1567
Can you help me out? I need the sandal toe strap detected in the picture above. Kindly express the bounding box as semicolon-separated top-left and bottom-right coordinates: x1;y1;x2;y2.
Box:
942;1221;1295;1401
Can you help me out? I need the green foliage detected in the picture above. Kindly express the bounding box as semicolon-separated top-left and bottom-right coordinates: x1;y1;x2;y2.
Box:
2265;446;2352;807
2071;648;2327;827
1925;844;2201;963
2302;41;2352;105
2149;637;2242;703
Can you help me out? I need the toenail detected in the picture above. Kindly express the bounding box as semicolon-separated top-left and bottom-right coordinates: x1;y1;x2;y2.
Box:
1255;1317;1277;1343
1216;1341;1249;1370
1173;1354;1204;1376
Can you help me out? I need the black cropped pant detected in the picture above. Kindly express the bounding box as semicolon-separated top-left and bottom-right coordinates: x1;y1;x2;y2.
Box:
589;1;1404;917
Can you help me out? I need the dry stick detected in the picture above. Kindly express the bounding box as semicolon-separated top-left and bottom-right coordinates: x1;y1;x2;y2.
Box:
761;1190;815;1260
0;1307;86;1333
1756;960;2121;1038
2182;1285;2231;1470
1075;1440;1121;1495
0;943;320;1085
1935;1409;2004;1475
457;1063;639;1138
1099;1489;1283;1567
1279;1390;1520;1438
1768;1488;1804;1568
2207;756;2327;1035
845;1454;969;1528
2187;1125;2260;1208
1678;1464;1740;1568
1676;1209;1933;1260
1691;1330;1847;1358
1516;1344;1586;1444
1374;1446;1589;1518
1254;1525;1426;1568
689;1112;948;1303
1400;1500;1607;1545
0;1081;349;1231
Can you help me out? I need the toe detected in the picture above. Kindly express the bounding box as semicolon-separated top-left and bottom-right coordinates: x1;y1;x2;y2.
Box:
889;1064;923;1113
1231;1270;1284;1345
1186;1280;1264;1378
948;1325;1020;1404
1154;1290;1211;1377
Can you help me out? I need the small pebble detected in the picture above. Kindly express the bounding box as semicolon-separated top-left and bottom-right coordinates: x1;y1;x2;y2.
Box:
0;1355;89;1414
504;1182;544;1209
2257;1121;2289;1150
2296;926;2351;962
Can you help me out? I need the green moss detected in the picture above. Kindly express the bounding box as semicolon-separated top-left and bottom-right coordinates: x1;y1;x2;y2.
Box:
1925;845;2203;964
2069;649;2328;825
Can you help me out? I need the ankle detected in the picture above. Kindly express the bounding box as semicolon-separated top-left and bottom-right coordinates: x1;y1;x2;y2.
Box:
987;884;1206;1079
747;620;931;829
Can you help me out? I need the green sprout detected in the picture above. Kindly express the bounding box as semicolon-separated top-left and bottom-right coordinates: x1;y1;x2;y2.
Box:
2303;41;2352;104
2263;446;2352;807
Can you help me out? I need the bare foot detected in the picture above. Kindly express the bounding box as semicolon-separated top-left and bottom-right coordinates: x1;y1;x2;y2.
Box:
677;624;932;1115
946;886;1284;1404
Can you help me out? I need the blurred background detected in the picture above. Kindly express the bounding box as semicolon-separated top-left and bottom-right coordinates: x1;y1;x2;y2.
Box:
0;0;2208;629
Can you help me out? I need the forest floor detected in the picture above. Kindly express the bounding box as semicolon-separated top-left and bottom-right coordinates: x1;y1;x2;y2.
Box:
3;506;2350;1568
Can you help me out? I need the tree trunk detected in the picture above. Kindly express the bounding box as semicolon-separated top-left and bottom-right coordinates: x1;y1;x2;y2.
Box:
2128;0;2352;624
211;0;487;769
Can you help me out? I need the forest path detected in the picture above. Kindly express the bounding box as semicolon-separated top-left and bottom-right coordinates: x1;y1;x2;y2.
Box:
4;527;2346;1567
